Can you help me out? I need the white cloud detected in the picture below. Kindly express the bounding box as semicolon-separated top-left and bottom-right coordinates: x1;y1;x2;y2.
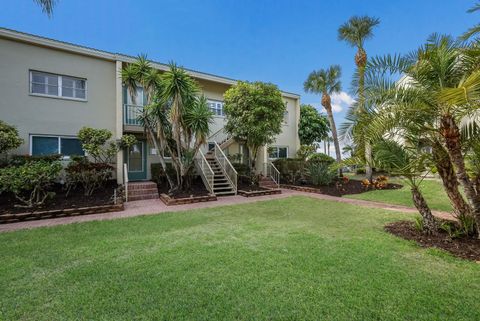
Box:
330;91;355;113
305;91;355;114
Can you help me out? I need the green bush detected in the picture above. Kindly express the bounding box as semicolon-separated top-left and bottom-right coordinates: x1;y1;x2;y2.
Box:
78;127;136;163
65;157;113;196
151;163;176;185
0;160;62;207
233;163;250;176
0;120;23;155
305;162;336;186
273;158;306;184
8;154;62;167
308;153;335;165
296;145;316;160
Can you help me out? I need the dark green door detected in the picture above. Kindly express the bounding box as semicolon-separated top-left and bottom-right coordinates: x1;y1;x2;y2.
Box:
125;140;147;181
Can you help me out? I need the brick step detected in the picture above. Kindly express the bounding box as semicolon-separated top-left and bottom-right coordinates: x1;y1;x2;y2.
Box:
128;182;157;190
128;188;158;196
129;193;159;201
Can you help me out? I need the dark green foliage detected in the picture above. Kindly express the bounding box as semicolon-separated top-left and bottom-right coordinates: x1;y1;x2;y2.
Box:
298;104;329;146
0;120;23;155
305;162;336;186
0;159;62;207
233;163;250;176
151;163;176;186
273;158;306;184
224;81;285;168
308;153;335;165
8;154;62;166
65;157;113;196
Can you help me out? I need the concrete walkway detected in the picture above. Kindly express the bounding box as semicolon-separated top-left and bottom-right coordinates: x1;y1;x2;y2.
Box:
0;189;455;233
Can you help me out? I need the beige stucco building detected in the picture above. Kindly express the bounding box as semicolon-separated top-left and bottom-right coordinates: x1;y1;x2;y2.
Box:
0;28;300;189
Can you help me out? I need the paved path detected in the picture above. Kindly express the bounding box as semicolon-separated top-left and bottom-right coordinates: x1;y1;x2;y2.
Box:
0;189;455;233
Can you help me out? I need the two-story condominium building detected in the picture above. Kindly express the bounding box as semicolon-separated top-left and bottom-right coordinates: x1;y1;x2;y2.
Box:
0;28;300;191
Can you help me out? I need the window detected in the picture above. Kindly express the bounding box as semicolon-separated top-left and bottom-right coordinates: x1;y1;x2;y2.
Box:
31;135;84;158
208;99;225;116
268;146;288;159
283;111;289;124
30;71;87;100
126;86;144;106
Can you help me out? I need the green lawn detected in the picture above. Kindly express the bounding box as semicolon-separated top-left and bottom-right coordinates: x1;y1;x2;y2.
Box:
346;177;454;212
1;197;479;320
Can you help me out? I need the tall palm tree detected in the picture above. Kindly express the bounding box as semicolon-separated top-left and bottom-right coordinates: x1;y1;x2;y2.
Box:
338;15;380;180
304;65;342;173
34;0;56;17
461;3;480;40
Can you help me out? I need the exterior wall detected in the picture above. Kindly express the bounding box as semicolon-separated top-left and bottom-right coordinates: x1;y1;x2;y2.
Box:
0;38;117;155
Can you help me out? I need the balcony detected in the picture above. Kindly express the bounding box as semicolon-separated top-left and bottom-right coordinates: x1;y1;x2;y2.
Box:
124;104;143;126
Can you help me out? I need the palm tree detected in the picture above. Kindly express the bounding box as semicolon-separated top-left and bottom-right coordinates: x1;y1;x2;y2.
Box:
338;15;380;181
363;34;480;237
34;0;56;17
461;3;480;40
122;57;213;191
374;139;438;234
304;65;343;174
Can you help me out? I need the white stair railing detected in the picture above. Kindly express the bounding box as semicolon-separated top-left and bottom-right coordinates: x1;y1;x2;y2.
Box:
264;162;280;189
213;142;238;194
195;149;215;195
123;163;129;202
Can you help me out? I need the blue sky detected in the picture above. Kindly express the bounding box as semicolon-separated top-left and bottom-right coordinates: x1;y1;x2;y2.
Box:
0;0;477;126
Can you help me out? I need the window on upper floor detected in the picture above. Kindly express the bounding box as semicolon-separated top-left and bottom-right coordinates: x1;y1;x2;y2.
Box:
283;111;289;124
207;99;225;116
31;135;85;159
126;86;145;106
30;71;87;100
268;146;288;159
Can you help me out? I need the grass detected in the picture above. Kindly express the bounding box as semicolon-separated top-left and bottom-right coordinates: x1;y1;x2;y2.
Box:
346;177;454;212
1;196;479;320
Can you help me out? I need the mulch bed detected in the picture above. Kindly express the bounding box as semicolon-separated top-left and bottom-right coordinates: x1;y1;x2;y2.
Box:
157;177;210;199
282;179;402;197
238;182;266;192
0;181;118;215
385;221;480;261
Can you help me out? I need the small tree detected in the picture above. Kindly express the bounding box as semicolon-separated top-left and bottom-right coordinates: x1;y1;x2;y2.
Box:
224;81;285;169
298;104;330;147
0;120;23;157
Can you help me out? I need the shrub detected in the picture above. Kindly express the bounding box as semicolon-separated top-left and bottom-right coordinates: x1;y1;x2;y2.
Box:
0;120;23;156
296;145;316;160
305;162;336;186
8;154;62;167
65;157;113;196
272;158;306;184
308;153;335;165
151;163;176;185
78;127;136;163
0;160;62;207
233;163;250;176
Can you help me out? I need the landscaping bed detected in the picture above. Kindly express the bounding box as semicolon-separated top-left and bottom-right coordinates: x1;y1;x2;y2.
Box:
385;221;480;261
0;181;122;223
282;179;402;197
157;177;216;205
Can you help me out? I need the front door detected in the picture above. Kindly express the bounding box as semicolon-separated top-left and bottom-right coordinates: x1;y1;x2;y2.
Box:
125;140;147;181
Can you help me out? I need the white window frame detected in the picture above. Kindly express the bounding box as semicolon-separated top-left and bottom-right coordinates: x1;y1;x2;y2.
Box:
29;134;84;160
268;146;289;159
207;99;225;117
29;70;88;102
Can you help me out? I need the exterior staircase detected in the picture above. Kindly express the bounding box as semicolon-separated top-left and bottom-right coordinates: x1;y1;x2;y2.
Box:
127;181;159;201
205;155;236;196
259;176;280;189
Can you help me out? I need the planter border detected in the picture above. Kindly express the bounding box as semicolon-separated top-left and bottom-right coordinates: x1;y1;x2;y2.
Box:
281;184;326;194
160;193;217;206
0;202;124;224
238;188;282;197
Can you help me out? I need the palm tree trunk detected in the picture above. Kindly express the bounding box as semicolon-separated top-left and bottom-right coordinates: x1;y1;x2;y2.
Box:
440;115;480;237
431;141;471;219
325;102;342;176
324;141;327;154
365;142;373;181
357;56;373;182
411;185;438;234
